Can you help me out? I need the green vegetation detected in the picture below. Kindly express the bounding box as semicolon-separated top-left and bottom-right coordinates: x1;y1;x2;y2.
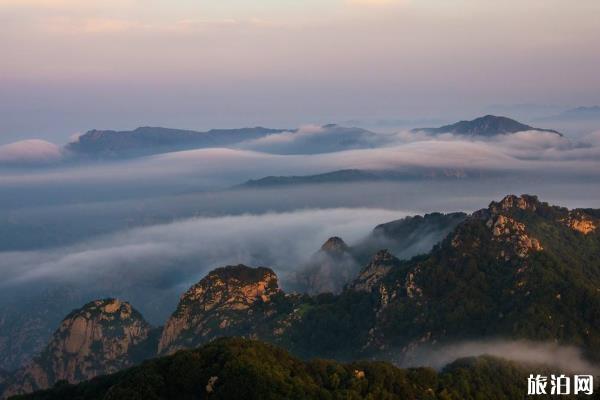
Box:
12;338;557;400
281;196;600;360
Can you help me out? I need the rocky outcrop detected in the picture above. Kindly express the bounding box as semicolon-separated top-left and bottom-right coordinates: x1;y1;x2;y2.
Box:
487;214;543;259
458;195;544;261
562;211;598;235
158;265;281;355
320;237;350;253
488;194;541;213
290;237;360;294
2;299;151;398
350;250;400;293
5;194;600;397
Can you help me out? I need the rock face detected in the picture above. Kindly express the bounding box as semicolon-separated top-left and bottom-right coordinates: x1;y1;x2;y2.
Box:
158;265;281;355
562;211;598;235
350;250;400;293
5;194;600;397
361;194;600;356
2;299;151;398
320;236;350;253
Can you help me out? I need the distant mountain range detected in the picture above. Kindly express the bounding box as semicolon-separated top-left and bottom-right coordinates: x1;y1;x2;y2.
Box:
539;106;600;122
412;115;562;136
238;168;473;188
239;169;406;188
3;194;599;397
60;115;563;161
66;126;287;158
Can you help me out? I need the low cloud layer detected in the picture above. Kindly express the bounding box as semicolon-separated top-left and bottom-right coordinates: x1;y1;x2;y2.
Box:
398;340;600;375
237;124;383;154
0;139;63;165
0;207;404;319
2;128;600;189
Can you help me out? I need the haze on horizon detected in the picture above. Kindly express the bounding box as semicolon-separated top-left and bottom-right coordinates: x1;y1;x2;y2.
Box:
1;0;600;144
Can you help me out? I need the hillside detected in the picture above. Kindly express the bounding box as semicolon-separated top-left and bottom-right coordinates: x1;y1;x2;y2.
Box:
10;338;567;400
283;195;600;359
2;300;158;398
289;211;467;295
4;194;600;397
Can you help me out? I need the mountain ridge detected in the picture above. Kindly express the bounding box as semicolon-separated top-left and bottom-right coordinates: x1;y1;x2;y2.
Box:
412;115;562;137
66;126;287;159
3;194;600;397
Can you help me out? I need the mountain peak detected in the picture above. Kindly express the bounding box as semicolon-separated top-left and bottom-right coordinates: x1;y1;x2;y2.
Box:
3;299;151;397
320;236;349;253
413;115;562;137
350;250;400;292
177;265;280;312
491;194;541;213
158;265;280;354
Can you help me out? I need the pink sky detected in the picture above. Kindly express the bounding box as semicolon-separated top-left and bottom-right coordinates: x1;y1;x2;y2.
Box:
1;0;599;143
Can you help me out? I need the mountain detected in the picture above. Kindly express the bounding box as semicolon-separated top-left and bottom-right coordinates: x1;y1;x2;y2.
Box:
412;115;562;137
289;213;467;294
157;265;293;355
0;210;465;375
353;212;467;264
286;195;600;359
4;194;600;397
349;249;402;292
2;299;157;398
13;338;566;400
540;106;600;122
153;195;600;361
239;169;388;187
287;237;359;294
66;126;286;159
238;168;471;188
238;124;381;155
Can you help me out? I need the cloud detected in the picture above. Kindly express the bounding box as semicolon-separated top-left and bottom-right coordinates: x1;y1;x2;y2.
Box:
3;128;600;188
0;206;408;324
0;139;63;165
237;124;382;154
398;340;600;375
0;207;404;289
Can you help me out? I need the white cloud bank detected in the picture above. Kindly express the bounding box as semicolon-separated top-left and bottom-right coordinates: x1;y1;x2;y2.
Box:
400;340;600;375
0;207;405;289
1;127;600;190
0;139;63;165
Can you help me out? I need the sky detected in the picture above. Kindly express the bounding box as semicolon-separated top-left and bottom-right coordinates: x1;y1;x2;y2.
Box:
1;0;600;143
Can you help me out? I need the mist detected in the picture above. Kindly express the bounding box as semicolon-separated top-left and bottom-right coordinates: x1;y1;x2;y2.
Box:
0;207;406;320
1;128;600;212
1;124;600;374
397;340;600;375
